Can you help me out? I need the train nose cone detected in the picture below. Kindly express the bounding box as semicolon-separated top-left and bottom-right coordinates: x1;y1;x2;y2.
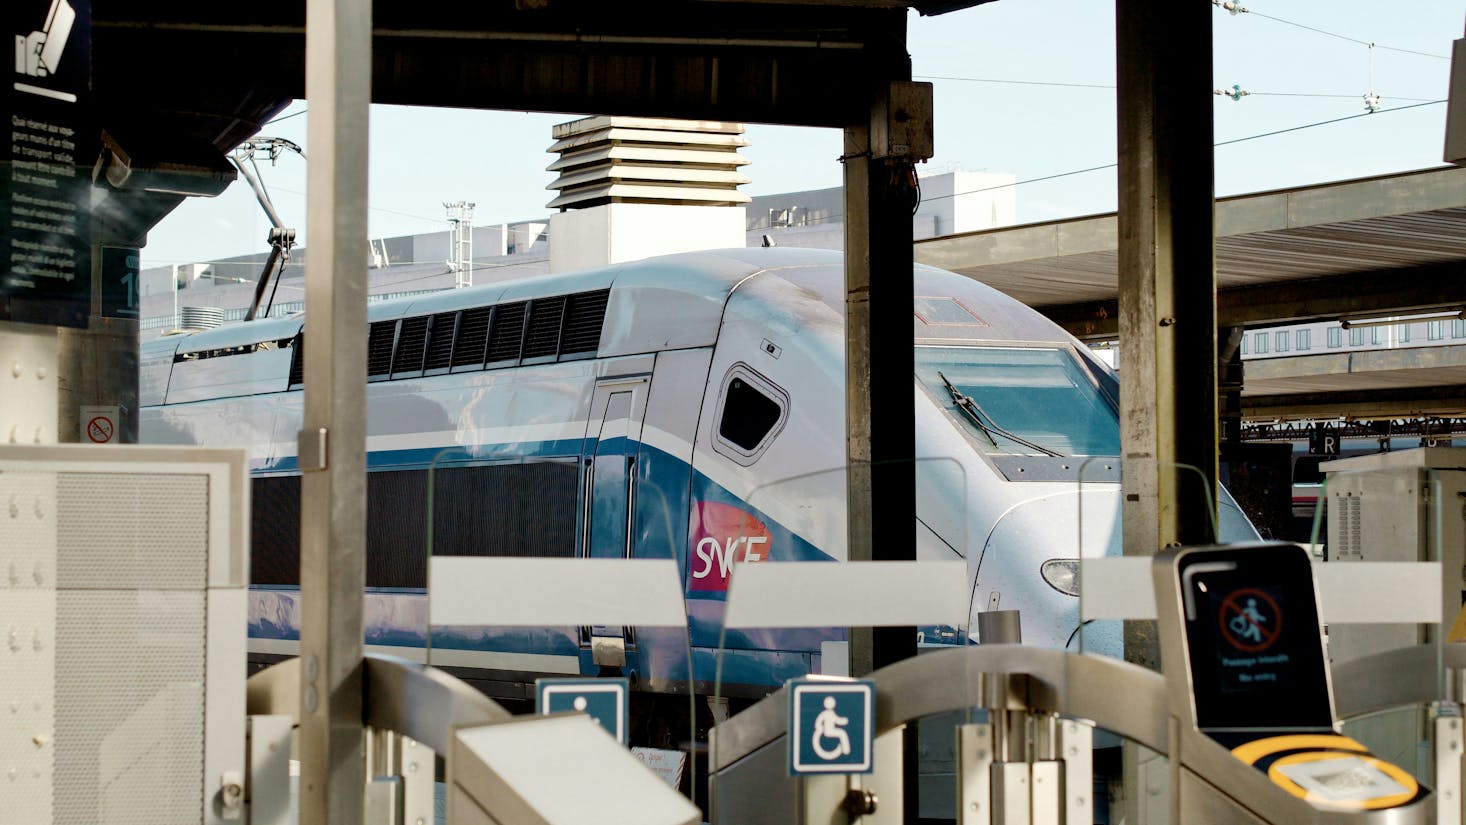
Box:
968;488;1124;658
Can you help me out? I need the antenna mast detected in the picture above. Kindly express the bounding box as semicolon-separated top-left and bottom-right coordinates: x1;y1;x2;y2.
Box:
444;201;475;288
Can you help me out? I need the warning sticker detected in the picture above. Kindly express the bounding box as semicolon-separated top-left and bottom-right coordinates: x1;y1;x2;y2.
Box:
79;405;119;444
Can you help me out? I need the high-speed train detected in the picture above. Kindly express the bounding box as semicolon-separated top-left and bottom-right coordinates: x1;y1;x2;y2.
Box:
141;247;1255;701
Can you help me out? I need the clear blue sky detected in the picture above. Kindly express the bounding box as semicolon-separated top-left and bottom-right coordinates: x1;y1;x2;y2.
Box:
141;0;1463;268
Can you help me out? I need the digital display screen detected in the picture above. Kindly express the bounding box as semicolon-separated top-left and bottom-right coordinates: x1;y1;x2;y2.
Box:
1178;545;1334;732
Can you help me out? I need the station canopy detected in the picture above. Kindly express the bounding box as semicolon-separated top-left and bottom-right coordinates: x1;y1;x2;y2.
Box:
916;166;1466;419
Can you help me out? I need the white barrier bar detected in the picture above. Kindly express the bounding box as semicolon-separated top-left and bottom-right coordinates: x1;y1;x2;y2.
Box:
722;561;968;629
1314;562;1442;624
429;558;687;627
1080;558;1442;624
1080;557;1156;621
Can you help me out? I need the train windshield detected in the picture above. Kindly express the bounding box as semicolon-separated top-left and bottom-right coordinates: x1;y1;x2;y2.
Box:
916;346;1120;457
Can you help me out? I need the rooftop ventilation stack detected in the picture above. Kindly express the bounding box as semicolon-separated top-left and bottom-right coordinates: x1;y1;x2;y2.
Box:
546;117;751;272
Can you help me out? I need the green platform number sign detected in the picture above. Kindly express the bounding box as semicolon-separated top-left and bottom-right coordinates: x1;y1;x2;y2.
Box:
535;678;628;745
100;246;139;320
788;678;875;775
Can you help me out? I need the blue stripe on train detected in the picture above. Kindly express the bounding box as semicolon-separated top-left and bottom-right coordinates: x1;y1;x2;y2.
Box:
246;438;846;688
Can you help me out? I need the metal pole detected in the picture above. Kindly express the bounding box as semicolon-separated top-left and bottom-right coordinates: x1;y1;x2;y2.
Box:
1116;0;1219;671
298;0;371;821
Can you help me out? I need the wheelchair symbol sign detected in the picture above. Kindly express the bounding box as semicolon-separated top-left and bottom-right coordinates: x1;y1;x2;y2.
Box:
788;679;874;775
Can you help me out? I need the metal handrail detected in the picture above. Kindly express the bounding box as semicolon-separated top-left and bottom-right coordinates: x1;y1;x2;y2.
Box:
711;645;1168;772
246;652;512;754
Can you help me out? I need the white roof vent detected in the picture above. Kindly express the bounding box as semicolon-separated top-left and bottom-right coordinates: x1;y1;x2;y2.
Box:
546;116;751;210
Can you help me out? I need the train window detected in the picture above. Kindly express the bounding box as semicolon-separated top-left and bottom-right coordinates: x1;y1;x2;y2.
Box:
248;462;580;590
916;346;1120;457
713;365;789;465
914;296;987;326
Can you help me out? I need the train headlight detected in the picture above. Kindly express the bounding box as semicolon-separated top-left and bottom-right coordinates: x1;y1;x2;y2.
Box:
1040;559;1081;596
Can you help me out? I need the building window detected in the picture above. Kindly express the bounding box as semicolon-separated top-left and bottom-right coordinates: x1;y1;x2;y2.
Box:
1275;331;1289;352
1254;332;1268;353
1240;335;1249;355
1429;321;1443;340
1350;327;1364;346
1455;319;1466;339
1371;327;1383;345
1327;327;1342;348
1296;329;1311;351
1397;324;1411;343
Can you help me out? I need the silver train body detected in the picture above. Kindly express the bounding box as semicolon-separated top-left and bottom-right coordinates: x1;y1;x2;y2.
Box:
140;247;1254;694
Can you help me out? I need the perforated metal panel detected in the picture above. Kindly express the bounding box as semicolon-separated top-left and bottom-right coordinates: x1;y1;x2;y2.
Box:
56;474;208;590
54;591;205;825
0;471;58;825
0;446;248;825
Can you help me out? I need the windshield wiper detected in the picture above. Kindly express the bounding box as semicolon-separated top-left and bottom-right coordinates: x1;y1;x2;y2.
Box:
936;371;1064;457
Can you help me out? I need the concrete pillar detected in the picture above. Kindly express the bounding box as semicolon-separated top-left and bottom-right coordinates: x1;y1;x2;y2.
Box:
843;93;921;677
845;72;926;825
1116;0;1219;670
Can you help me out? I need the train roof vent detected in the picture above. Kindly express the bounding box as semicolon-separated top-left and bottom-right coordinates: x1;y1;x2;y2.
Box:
487;302;527;363
560;290;609;354
452;306;491;369
367;321;396;378
423;312;457;372
523;297;566;359
288;333;304;387
393;316;430;376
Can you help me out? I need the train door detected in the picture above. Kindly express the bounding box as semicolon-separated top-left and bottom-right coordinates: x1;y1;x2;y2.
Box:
581;374;649;667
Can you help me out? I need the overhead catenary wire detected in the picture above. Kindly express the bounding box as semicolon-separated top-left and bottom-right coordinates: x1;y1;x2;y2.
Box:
1212;1;1449;60
918;73;1435;103
756;98;1447;231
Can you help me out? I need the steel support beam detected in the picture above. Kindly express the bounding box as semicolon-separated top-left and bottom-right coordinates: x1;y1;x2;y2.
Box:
298;0;371;822
1242;385;1466;420
1044;261;1466;340
1117;0;1218;669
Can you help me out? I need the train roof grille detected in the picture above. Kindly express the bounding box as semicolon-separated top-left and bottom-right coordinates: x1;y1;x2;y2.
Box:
487;302;527;363
561;290;609;354
452;306;492;369
367;321;396;378
392;316;430;376
288;333;304;387
423;312;457;372
523;297;566;359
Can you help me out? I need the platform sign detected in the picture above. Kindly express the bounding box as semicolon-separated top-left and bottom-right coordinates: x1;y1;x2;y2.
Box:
788;678;875;775
99;246;139;320
535;677;628;745
1308;427;1340;456
3;0;93;328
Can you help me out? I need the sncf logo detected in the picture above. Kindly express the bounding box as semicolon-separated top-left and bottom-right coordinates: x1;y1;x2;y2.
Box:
688;501;771;592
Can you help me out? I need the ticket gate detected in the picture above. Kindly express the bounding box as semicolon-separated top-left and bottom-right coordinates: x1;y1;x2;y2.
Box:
709;542;1451;824
1154;543;1437;823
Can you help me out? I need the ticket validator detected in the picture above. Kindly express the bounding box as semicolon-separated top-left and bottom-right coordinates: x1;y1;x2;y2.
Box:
1153;543;1434;823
